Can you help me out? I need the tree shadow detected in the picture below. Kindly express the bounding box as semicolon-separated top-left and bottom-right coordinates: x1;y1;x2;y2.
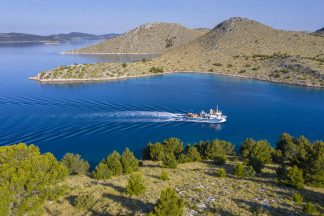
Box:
234;198;299;215
103;193;154;214
65;195;77;206
92;181;125;193
146;174;161;180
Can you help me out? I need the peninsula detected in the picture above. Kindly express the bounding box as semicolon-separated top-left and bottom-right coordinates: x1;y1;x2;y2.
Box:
30;18;324;87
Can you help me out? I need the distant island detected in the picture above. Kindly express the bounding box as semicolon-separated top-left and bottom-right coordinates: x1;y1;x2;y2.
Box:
0;32;119;44
30;17;324;88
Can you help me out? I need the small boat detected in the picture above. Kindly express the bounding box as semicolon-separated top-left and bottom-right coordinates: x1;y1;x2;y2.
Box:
184;106;227;123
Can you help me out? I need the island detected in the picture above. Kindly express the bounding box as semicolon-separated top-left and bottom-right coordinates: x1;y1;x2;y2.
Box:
30;18;324;88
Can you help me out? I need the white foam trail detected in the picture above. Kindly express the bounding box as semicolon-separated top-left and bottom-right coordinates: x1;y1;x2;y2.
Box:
77;111;184;123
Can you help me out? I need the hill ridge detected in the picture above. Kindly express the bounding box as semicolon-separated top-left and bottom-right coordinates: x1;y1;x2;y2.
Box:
69;22;207;54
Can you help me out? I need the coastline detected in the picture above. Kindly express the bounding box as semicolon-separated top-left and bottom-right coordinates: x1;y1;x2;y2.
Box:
29;70;323;88
61;51;161;55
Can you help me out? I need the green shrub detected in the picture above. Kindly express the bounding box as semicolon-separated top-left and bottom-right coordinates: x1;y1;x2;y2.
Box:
163;153;178;168
243;165;256;178
126;173;146;196
303;202;318;215
73;193;95;210
276;134;316;173
143;138;184;163
93;151;123;179
235;163;244;177
195;139;234;160
163;138;183;157
276;133;297;159
292;193;303;204
150;188;185;216
149;67;164;73
0;143;68;215
278;165;304;189
121;148;139;174
213;155;227;165
241;138;272;173
177;153;190;163
234;163;256;178
160;171;170;181
304;141;324;188
217;168;226;177
185;146;201;162
143;143;165;161
61;153;90;175
122;63;127;68
271;149;283;163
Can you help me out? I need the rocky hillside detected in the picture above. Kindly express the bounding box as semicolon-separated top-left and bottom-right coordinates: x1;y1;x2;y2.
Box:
153;17;324;86
68;22;207;54
32;17;324;87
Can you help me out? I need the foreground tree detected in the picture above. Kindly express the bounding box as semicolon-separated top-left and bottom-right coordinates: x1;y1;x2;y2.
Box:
142;142;165;161
149;188;185;216
240;138;272;173
121;148;139;174
0;143;68;215
61;153;90;175
304;141;324;187
276;134;324;187
163;152;178;168
195;139;234;160
162;138;184;157
277;165;304;189
93;151;123;179
125;173;146;196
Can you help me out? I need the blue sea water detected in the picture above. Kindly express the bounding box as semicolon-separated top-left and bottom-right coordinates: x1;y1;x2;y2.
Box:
0;42;323;165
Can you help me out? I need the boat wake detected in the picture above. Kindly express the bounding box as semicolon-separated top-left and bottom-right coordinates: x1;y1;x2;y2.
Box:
81;111;184;123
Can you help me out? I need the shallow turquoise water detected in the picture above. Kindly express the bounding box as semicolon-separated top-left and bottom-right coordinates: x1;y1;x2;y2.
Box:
0;42;323;165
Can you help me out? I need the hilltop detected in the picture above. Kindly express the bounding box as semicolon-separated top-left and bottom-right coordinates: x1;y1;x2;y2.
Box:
0;32;119;44
313;28;324;37
68;22;207;54
31;17;324;87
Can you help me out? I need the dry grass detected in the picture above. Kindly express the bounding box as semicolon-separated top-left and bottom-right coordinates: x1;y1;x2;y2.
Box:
44;160;324;216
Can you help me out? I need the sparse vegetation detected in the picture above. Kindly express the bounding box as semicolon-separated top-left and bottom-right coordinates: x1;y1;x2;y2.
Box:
149;188;185;216
240;138;272;173
149;66;164;73
93;151;123;179
160;171;170;181
61;153;90;175
292;193;303;204
125;173;146;196
1;134;324;215
217;168;226;177
303;202;318;215
121;148;139;174
73;193;95;210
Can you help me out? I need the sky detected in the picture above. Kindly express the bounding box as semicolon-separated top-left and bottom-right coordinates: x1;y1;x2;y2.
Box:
0;0;323;35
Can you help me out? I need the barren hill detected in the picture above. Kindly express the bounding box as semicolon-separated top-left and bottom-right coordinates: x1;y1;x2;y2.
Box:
32;17;324;87
154;17;324;86
313;28;324;36
68;22;206;54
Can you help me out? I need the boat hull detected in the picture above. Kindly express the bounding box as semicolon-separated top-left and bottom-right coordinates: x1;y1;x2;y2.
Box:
182;116;227;124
